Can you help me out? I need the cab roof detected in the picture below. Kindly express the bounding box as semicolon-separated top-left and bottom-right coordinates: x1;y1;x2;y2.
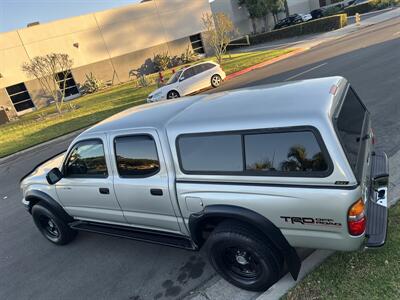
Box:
81;76;347;137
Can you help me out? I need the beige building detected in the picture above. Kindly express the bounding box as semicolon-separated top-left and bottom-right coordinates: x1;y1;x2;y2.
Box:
0;0;212;119
211;0;320;35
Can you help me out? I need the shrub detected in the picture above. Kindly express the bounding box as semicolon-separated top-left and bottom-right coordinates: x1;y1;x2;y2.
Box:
344;1;374;15
153;51;171;71
229;14;347;48
324;6;344;16
81;72;104;94
370;0;399;9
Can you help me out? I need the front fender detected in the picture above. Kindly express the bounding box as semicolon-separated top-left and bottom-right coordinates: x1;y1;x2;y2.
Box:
25;190;73;223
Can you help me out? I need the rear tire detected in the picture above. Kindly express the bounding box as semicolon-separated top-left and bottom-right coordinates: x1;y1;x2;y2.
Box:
32;204;77;245
206;220;283;291
167;90;180;99
211;74;222;88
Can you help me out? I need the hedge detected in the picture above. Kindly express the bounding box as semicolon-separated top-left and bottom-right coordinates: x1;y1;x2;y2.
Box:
344;1;374;16
228;14;347;49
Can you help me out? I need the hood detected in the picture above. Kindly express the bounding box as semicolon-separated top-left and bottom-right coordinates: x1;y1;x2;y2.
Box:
20;152;66;187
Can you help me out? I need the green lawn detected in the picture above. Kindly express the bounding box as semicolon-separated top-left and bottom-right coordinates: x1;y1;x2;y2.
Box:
0;49;293;158
285;202;400;300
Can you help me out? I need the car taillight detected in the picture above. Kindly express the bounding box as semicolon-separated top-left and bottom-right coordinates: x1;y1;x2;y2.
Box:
348;199;366;236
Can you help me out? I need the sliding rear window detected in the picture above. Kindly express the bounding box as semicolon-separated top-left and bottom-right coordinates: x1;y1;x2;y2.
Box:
336;88;367;174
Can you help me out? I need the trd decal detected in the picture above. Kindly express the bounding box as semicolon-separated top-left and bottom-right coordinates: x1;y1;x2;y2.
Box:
280;216;342;227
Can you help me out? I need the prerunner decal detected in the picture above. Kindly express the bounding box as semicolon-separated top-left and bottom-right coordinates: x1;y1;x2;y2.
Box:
280;216;342;227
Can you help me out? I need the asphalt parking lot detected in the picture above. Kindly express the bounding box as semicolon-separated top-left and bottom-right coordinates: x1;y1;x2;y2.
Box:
0;17;399;300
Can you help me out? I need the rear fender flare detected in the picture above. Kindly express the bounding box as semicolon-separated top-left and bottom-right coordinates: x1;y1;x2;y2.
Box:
189;204;301;280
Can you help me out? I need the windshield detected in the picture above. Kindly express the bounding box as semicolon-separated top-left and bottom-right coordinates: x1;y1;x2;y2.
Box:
166;70;183;85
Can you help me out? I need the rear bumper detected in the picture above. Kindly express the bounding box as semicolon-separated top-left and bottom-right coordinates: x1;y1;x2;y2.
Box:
365;151;389;248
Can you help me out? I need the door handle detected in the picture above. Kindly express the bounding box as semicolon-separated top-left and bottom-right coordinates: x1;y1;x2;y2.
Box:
99;188;110;194
150;188;163;196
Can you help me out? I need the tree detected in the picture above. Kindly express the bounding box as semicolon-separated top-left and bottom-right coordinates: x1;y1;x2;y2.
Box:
22;53;73;114
238;0;264;33
269;0;285;24
201;12;236;64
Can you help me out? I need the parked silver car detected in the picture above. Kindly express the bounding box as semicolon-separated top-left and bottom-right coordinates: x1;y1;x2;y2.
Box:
21;77;388;291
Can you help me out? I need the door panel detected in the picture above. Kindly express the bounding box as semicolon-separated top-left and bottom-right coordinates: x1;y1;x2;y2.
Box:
56;136;126;223
110;130;181;233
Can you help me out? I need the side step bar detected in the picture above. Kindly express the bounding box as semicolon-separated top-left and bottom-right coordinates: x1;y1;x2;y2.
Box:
70;221;196;250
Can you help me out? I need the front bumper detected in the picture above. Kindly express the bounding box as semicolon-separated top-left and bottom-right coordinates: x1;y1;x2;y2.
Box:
365;151;389;248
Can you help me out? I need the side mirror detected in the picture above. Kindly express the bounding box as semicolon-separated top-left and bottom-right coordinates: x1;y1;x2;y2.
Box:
46;168;63;185
179;76;185;82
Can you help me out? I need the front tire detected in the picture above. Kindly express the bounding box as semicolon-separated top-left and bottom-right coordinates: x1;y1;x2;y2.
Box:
211;74;222;88
32;204;77;245
167;90;180;99
206;220;283;291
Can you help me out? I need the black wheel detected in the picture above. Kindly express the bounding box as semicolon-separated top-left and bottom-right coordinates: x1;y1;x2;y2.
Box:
206;220;283;291
211;74;222;88
167;90;180;99
32;204;77;245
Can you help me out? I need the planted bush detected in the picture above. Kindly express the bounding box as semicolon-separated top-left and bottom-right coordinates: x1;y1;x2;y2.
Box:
344;1;374;15
229;14;347;49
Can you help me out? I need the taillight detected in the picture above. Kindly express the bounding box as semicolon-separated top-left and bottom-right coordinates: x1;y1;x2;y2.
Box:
348;199;366;236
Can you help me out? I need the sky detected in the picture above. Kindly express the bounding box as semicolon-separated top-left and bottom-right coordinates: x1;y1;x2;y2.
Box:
0;0;143;33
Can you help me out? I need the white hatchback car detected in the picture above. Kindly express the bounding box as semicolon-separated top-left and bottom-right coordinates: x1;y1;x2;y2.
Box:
147;61;226;102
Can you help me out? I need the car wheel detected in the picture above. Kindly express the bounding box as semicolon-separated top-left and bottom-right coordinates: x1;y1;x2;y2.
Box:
206;220;283;291
32;204;77;245
167;90;180;99
211;74;222;88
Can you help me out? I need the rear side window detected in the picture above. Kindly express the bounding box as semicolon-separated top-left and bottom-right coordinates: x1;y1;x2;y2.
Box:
64;140;107;178
114;135;160;177
177;134;243;172
245;131;328;174
336;88;367;172
177;128;331;176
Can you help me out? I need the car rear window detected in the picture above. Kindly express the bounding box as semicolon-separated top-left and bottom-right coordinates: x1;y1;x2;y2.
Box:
336;88;367;173
114;135;160;177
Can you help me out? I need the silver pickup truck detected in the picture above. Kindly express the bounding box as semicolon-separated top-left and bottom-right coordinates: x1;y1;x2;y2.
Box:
20;76;389;291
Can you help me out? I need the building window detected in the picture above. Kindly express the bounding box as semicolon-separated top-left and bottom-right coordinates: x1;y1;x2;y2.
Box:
5;83;35;113
190;34;205;54
114;135;160;178
55;71;79;98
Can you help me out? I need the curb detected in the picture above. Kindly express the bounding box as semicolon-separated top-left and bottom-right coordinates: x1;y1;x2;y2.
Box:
256;250;334;300
225;48;309;81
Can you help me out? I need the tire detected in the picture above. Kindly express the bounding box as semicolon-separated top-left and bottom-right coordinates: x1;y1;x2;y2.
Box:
167;90;180;99
206;220;283;291
32;204;77;245
211;74;222;88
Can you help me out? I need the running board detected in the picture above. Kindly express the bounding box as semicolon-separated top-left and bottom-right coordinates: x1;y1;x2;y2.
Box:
70;221;196;250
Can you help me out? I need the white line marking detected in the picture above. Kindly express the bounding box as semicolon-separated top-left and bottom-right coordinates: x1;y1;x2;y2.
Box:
285;63;327;81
